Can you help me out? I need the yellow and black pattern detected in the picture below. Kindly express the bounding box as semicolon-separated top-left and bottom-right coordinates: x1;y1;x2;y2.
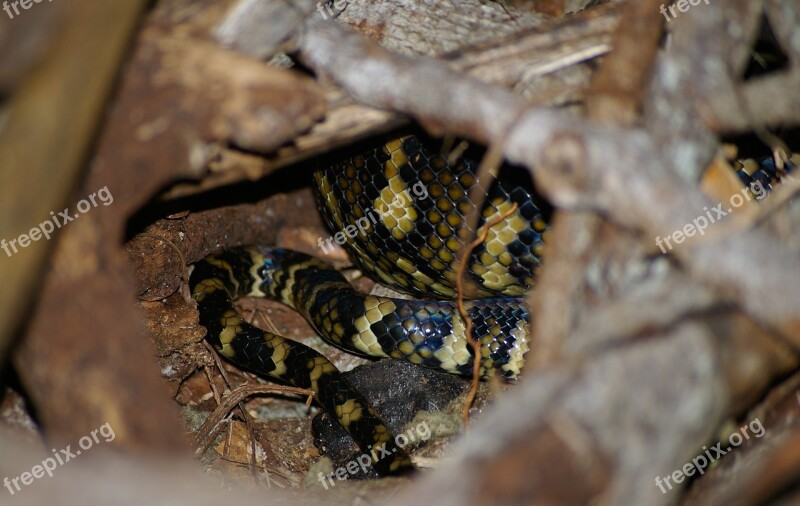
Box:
190;134;545;476
313;135;550;299
190;135;797;478
253;247;529;380
189;249;412;476
190;244;530;473
735;154;799;190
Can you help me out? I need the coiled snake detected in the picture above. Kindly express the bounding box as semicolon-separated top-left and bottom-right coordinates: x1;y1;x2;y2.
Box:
189;134;548;474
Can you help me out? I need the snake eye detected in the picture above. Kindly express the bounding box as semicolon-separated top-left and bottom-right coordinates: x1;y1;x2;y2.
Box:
259;256;277;285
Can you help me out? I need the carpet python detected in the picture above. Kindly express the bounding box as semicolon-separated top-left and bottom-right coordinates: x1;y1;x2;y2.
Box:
189;134;546;475
188;133;794;475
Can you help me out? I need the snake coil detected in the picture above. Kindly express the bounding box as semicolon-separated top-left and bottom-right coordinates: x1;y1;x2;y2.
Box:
189;134;549;475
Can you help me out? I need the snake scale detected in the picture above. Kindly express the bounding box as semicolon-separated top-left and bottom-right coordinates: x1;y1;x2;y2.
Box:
189;133;799;475
188;134;547;474
189;133;798;475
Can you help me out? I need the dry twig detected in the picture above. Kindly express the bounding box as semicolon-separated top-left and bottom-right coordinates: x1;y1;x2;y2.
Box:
193;384;314;457
455;203;518;427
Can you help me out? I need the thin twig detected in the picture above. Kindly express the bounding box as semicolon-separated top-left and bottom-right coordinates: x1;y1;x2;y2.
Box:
196;309;314;459
193;384;314;456
240;308;279;479
202;343;224;406
456;202;518;427
454;110;527;296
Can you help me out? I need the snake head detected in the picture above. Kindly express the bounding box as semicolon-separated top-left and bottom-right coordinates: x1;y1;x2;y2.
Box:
255;247;314;302
255;247;291;286
254;246;346;307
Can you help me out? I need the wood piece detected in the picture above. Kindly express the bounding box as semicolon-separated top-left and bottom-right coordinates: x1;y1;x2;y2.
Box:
0;0;147;358
179;1;617;200
702;70;800;134
8;0;326;451
294;3;800;503
335;0;550;56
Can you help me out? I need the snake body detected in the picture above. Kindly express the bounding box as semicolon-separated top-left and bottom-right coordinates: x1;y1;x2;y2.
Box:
314;135;549;299
189;134;547;474
735;153;799;190
190;249;413;474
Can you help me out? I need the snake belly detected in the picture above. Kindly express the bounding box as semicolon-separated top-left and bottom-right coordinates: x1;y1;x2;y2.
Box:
190;134;546;475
